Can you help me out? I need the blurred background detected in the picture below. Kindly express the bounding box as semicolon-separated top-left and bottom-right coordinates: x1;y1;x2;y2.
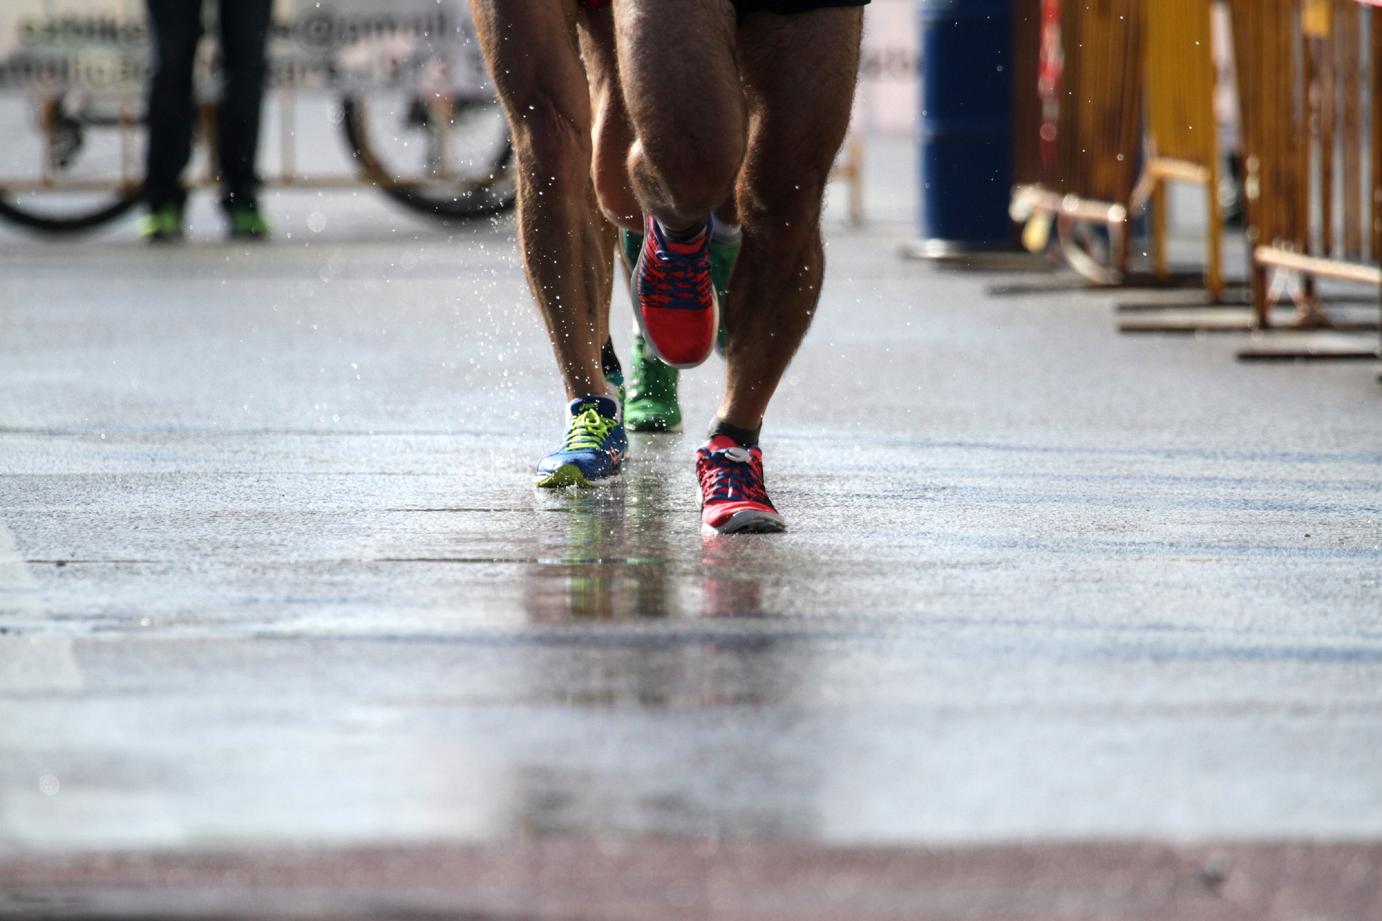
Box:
1;0;1377;361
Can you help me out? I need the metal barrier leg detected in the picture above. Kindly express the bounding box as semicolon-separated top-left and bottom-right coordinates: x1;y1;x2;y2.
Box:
1152;178;1168;281
1206;156;1225;302
1252;261;1271;328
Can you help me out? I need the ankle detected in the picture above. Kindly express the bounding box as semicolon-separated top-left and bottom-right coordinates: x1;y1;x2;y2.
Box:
710;220;742;247
600;339;623;383
657;217;708;244
707;417;761;447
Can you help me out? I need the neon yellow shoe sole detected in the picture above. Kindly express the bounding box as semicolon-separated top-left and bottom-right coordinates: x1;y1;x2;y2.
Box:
535;463;596;489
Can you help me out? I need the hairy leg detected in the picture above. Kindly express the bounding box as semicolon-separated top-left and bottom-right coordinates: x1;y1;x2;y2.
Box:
614;0;745;230
574;8;623;345
580;7;640;232
471;0;606;399
717;8;863;431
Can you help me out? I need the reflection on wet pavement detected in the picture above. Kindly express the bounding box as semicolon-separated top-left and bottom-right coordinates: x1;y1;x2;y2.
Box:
525;434;787;625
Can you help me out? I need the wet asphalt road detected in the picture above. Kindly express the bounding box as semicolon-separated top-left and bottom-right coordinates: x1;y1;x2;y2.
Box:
1;159;1381;918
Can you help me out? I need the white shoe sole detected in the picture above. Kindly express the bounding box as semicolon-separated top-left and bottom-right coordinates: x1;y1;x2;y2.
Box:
630;236;719;371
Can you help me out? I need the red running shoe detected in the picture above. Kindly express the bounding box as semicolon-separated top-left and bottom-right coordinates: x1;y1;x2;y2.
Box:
631;213;719;369
696;435;787;535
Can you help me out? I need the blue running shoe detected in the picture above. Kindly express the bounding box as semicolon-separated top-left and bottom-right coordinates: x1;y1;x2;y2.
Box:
535;396;627;488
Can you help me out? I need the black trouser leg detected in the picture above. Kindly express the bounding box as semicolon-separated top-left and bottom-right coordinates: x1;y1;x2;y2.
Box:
216;0;273;209
143;0;203;211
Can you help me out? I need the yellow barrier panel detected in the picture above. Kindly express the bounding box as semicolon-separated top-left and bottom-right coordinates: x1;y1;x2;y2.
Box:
1136;0;1224;301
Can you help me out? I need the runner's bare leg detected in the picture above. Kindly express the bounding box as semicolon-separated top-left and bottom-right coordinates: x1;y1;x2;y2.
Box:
717;9;863;431
587;7;735;237
470;0;606;399
614;0;745;232
581;7;641;233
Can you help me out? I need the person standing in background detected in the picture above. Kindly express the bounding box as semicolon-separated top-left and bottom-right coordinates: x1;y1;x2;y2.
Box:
139;0;274;242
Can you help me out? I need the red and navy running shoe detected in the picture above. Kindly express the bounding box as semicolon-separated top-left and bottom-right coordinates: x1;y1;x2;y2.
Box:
631;213;719;369
696;435;786;535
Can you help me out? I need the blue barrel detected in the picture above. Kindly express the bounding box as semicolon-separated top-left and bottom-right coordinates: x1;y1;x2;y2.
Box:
917;0;1013;251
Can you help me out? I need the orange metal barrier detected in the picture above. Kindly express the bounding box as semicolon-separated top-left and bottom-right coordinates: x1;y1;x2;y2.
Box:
1229;0;1381;328
1012;0;1380;349
1010;0;1143;283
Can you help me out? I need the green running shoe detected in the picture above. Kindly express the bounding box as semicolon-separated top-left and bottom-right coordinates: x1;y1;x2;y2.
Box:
708;230;740;356
607;367;626;417
619;225;741;432
619;225;642;277
227;204;270;240
137;205;183;243
625;332;682;433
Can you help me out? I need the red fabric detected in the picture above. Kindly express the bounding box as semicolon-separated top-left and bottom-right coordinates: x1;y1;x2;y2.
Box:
640;305;717;366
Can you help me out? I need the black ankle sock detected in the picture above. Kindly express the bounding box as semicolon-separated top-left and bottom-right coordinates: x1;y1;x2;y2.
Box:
601;338;622;380
708;418;761;447
661;219;707;243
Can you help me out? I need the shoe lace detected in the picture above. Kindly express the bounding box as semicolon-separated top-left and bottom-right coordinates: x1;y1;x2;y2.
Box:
641;238;714;311
697;447;771;506
563;405;617;451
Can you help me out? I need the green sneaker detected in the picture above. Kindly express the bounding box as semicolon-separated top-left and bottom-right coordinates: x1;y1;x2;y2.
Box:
625;333;682;433
137;205;182;243
708;230;741;356
619;225;642;277
708;234;741;306
619;224;741;432
606;367;626;416
227;204;270;240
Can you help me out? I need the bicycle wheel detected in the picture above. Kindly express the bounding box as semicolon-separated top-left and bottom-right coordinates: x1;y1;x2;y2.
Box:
338;92;515;222
0;94;143;235
0;187;140;234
